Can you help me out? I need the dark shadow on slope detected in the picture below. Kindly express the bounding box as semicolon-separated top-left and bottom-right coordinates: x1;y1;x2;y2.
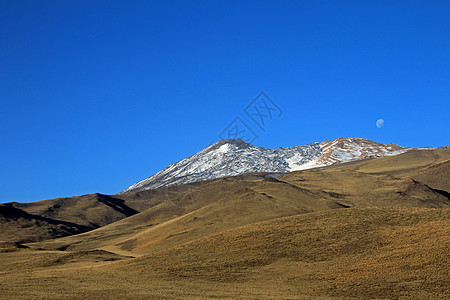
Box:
422;183;450;200
264;177;313;193
96;194;139;217
334;202;352;208
430;188;450;200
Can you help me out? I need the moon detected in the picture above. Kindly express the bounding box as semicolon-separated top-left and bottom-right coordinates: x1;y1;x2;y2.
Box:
376;119;384;128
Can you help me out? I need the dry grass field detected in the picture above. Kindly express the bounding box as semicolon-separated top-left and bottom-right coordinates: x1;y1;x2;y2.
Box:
0;148;449;299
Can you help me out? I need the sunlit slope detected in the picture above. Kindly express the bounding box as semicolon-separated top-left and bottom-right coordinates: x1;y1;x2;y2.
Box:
30;176;336;254
330;147;450;175
116;207;449;299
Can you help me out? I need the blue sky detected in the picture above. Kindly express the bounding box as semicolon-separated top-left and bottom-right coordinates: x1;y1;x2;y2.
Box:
1;0;449;203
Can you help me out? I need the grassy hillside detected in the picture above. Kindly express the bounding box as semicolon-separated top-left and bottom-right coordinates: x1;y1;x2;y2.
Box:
0;174;274;243
0;207;448;299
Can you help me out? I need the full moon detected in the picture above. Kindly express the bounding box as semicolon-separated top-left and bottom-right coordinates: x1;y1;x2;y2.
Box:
376;119;384;128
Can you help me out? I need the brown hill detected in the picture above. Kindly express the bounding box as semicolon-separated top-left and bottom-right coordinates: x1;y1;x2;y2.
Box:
0;185;206;243
0;174;275;244
0;204;91;243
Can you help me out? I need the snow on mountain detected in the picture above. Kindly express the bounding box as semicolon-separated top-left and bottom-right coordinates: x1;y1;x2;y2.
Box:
313;137;407;167
123;139;321;193
122;137;409;193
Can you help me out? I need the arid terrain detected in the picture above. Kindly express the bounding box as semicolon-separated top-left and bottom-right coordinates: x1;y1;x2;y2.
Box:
1;148;449;299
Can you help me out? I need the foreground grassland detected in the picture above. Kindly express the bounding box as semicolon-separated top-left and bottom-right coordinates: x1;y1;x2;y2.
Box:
0;207;449;299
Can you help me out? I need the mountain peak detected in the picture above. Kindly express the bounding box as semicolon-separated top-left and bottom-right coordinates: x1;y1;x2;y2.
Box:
386;143;404;150
206;139;253;151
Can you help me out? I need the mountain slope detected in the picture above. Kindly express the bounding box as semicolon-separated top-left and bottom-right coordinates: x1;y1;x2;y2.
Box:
30;148;450;256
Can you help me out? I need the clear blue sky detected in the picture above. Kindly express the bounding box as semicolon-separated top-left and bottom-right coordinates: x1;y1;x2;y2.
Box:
1;1;449;203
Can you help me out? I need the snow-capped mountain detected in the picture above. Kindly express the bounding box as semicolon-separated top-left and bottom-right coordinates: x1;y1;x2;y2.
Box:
123;137;408;193
123;139;321;193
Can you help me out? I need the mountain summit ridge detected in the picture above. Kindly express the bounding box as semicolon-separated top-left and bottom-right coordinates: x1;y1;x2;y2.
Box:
123;137;408;193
